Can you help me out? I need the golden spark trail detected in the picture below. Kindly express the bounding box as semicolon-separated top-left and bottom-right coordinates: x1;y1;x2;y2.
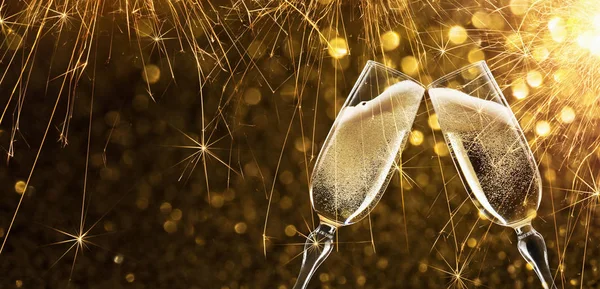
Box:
0;0;245;256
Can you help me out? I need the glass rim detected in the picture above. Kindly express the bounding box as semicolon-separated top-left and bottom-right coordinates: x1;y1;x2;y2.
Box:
428;60;489;88
342;60;424;110
364;60;422;85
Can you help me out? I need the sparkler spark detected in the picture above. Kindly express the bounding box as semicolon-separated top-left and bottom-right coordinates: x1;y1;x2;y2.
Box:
165;125;240;196
444;0;600;156
0;0;245;256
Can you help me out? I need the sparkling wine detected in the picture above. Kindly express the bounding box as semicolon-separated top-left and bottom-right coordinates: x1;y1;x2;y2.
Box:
310;80;424;225
429;88;541;226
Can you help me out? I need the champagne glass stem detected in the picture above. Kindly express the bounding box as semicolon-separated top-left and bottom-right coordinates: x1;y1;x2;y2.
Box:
515;224;557;289
292;222;336;289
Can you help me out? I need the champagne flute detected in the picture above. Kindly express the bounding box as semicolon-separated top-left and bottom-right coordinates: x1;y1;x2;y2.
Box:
428;61;556;289
293;61;425;289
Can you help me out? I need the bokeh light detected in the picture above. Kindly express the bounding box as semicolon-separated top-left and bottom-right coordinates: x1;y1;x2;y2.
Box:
448;25;468;44
536;120;552;136
380;31;401;51
560;107;576;124
328;37;349;58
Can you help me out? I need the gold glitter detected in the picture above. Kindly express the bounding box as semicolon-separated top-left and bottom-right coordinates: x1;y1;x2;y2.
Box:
467;238;477;248
548;17;567;43
234;222;248;234
328;38;349;59
512;79;530;99
125;273;135;283
526;70;543;87
356;276;367;286
244;88;262;105
428;114;441;130
142;64;161;84
535;121;551;136
409;130;424;146
472;11;490;29
170;209;183;221
14;181;26;194
468;48;485;63
113;254;124;264
160;202;172;214
284;225;296;237
448;26;468;44
560;107;576;123
400;56;419;75
434;142;449;157
380;31;401;51
510;0;530;16
163;221;177;234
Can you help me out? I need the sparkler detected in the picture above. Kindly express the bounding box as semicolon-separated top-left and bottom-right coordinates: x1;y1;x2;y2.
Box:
449;0;600;156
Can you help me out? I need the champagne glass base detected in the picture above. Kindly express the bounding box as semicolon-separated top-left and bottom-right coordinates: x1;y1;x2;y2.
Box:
292;223;336;289
515;224;557;289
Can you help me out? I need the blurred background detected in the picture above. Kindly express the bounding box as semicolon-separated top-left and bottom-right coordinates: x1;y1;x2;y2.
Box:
0;0;599;288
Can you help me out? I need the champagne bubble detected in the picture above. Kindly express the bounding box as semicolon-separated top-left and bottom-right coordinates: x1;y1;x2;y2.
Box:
429;88;541;226
311;81;423;224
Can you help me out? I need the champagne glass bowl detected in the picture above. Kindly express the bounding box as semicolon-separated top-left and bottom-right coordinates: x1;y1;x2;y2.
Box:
428;61;557;289
292;61;425;289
